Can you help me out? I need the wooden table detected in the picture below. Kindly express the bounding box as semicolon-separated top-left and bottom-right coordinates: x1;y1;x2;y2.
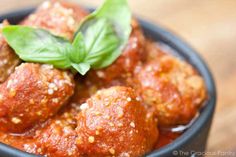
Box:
0;0;236;156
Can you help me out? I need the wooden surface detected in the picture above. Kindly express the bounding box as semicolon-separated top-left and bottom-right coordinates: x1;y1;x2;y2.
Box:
0;0;236;156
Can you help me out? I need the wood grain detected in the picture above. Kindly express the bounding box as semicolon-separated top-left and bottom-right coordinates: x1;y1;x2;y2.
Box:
0;0;235;156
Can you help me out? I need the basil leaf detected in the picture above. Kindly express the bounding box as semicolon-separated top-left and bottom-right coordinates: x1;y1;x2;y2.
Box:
82;18;120;67
71;63;90;75
71;32;87;63
3;26;72;69
77;0;131;69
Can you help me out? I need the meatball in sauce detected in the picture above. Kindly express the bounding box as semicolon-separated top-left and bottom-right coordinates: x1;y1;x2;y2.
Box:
76;86;158;157
134;42;206;127
0;63;74;133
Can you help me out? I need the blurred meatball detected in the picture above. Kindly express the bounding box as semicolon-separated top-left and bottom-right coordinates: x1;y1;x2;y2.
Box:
0;63;74;133
21;0;88;40
86;19;146;86
135;43;206;126
0;21;20;83
76;86;158;157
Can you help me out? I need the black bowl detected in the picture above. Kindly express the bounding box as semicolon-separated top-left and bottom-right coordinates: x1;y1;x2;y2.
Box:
0;8;216;157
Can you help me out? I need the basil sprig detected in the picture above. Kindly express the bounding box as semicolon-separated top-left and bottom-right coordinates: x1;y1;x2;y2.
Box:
2;0;131;75
78;0;131;68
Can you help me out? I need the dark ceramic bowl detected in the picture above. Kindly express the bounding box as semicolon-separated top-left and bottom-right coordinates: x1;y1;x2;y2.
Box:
0;8;216;157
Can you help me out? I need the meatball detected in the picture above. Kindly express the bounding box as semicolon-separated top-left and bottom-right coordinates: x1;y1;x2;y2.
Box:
86;19;146;86
0;63;74;133
0;21;20;83
135;44;206;126
21;0;88;40
76;86;158;157
35;114;80;157
0;106;81;156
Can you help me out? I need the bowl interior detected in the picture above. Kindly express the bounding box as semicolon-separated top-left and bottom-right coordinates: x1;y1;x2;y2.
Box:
0;8;216;157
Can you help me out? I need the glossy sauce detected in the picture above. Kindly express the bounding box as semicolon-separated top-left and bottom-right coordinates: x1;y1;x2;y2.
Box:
155;130;181;149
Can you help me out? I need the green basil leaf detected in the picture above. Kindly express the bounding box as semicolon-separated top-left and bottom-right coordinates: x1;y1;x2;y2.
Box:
71;63;90;75
3;26;72;69
71;32;87;63
77;0;131;69
82;18;120;67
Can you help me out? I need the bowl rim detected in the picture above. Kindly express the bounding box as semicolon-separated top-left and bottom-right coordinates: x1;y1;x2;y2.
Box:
0;8;217;157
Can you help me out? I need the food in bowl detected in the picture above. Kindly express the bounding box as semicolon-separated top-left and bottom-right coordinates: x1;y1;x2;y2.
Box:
0;0;207;156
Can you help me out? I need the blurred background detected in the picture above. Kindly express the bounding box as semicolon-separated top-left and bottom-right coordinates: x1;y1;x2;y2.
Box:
0;0;235;156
